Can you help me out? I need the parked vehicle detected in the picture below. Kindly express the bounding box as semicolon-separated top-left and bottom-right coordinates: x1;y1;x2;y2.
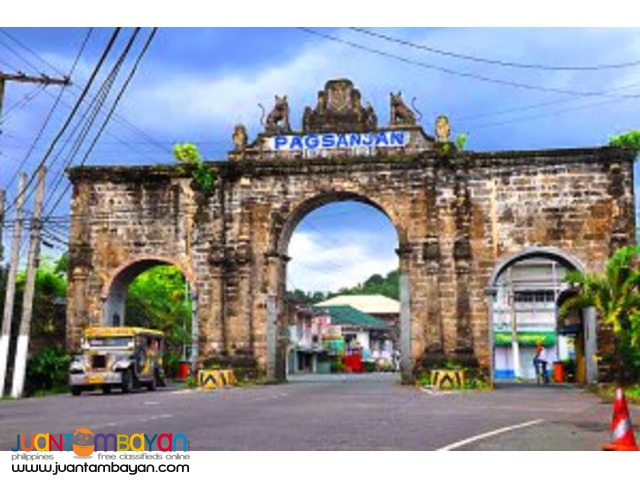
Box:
69;327;166;396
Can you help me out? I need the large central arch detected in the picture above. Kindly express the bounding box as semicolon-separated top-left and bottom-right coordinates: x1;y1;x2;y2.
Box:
270;191;407;380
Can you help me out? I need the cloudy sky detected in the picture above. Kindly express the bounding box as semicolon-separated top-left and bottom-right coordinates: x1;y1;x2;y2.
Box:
1;27;639;292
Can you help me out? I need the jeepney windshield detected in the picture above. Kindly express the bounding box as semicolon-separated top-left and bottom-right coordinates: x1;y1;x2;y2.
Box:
85;337;134;348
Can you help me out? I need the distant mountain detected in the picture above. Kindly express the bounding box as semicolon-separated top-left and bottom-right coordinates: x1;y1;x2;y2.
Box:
288;269;399;304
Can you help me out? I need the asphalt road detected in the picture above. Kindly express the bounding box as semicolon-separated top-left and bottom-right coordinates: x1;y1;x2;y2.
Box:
0;373;634;450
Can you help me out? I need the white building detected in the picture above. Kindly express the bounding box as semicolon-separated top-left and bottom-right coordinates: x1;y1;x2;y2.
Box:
492;257;574;381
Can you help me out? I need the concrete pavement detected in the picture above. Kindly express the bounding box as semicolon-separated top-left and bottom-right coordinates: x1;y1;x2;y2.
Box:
0;373;634;450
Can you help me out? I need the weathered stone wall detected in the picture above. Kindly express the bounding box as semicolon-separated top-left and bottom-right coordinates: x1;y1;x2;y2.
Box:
67;146;636;381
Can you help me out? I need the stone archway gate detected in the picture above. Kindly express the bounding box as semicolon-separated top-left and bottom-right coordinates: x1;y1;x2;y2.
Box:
66;79;636;382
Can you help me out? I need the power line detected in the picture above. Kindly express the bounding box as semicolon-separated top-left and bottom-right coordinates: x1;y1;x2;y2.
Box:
44;28;158;220
0;84;45;126
0;37;42;74
43;28;143;215
455;79;640;126
2;28;122;216
0;57;19;72
298;28;640;100
0;29;68;78
2;28;170;159
3;28;92;191
349;28;640;71
467;91;640;132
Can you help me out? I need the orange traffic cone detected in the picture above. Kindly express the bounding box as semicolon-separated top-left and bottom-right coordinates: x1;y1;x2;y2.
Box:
602;387;639;451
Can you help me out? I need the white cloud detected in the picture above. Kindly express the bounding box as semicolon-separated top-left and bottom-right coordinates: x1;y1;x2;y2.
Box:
287;230;397;293
113;28;640;153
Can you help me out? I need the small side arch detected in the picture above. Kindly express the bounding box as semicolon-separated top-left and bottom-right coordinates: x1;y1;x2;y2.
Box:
101;255;196;327
487;247;586;291
485;246;597;385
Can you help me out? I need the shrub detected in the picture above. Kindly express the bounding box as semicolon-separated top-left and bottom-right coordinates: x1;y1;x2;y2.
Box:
26;346;71;395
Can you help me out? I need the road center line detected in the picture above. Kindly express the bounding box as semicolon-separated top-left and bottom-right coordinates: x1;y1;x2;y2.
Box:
436;419;544;451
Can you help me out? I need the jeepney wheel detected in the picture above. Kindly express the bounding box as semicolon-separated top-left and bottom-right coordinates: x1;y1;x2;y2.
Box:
121;369;134;393
147;374;157;391
101;386;111;394
71;387;82;396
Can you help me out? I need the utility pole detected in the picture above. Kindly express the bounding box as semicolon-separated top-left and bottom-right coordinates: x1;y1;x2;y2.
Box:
508;267;521;379
0;173;26;396
11;167;46;398
0;72;71;119
0;189;5;262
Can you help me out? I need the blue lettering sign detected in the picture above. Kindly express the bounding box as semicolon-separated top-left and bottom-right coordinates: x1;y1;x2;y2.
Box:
274;136;288;150
376;132;389;146
305;134;319;149
290;136;303;149
268;131;409;152
390;131;405;146
349;133;361;147
322;134;335;148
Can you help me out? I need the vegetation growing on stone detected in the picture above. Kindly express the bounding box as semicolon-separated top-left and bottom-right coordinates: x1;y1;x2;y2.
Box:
609;130;640;154
455;133;469;151
173;143;216;195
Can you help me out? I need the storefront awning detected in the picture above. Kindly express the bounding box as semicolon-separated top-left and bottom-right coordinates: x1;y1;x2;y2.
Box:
494;331;556;347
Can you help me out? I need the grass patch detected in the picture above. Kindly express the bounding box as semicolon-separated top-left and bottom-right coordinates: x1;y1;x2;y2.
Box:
589;384;640;404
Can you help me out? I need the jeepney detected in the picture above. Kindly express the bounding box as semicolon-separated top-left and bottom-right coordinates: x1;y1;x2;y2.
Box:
69;327;166;395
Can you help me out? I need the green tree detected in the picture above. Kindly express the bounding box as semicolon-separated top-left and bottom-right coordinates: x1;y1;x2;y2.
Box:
0;256;68;343
559;246;640;384
125;265;192;375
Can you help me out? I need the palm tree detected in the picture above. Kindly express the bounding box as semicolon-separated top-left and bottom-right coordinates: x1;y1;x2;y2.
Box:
559;246;640;385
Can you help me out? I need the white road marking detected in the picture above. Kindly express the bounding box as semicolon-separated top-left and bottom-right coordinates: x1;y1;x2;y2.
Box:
436;419;544;451
144;401;160;405
419;387;460;397
171;389;195;395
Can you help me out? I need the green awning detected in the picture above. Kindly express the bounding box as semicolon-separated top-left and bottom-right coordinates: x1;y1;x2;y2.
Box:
494;331;556;347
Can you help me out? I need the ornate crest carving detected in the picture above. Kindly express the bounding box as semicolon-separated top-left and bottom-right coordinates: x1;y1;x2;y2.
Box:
302;79;377;133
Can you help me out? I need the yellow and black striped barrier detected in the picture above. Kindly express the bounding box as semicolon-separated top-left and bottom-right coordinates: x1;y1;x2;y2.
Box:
198;369;238;390
430;369;464;389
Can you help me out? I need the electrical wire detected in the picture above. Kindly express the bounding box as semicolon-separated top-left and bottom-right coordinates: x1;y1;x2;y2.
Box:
0;84;45;126
298;28;640;100
2;28;122;216
44;28;158;220
0;29;68;78
0;37;42;73
1;28;170;158
349;28;640;71
43;28;143;216
467;90;640;132
3;28;93;191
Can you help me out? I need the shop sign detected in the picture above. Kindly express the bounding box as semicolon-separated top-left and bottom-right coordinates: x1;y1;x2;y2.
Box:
494;331;556;347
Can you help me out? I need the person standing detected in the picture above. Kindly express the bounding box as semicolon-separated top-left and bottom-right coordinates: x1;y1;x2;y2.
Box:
533;342;548;384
